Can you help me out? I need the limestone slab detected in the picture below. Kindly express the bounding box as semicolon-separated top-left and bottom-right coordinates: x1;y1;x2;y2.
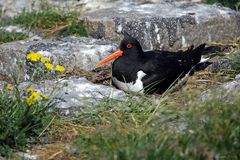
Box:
81;2;240;50
0;37;117;81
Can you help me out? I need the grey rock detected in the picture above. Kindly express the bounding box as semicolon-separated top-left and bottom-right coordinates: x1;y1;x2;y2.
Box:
0;37;116;81
29;37;117;71
235;74;240;81
0;0;78;18
204;48;240;72
65;144;80;154
199;75;240;101
204;58;234;73
81;2;240;50
0;76;126;116
78;0;200;12
0;40;39;81
0;25;26;33
20;77;126;116
0;0;202;18
15;152;38;160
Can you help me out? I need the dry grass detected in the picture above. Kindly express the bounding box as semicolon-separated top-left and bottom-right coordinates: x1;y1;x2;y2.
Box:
31;143;77;160
27;68;231;159
63;66;112;85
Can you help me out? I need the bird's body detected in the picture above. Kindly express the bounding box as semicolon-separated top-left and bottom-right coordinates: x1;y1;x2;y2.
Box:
97;33;207;94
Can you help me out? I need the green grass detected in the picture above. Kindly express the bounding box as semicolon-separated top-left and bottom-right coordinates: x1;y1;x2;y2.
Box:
71;46;240;160
0;2;87;38
205;0;240;10
226;48;240;73
0;53;65;158
35;45;240;160
73;89;240;160
0;83;54;158
0;30;28;44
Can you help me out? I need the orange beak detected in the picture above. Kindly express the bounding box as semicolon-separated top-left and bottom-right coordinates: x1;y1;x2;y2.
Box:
96;49;123;67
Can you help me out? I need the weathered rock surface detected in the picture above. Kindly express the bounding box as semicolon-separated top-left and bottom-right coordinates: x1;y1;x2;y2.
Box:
29;37;117;71
204;59;234;73
0;39;37;81
0;0;77;18
0;77;126;116
20;77;126;116
235;74;240;81
0;37;117;81
199;74;240;101
0;0;202;18
0;25;26;33
204;48;240;72
16;152;38;160
1;0;238;51
81;2;240;50
77;0;201;13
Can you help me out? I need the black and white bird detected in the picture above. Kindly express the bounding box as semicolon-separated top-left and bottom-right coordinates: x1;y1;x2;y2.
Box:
97;33;210;94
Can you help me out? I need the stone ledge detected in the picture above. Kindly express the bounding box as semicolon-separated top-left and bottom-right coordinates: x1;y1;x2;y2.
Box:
0;37;117;81
81;2;240;50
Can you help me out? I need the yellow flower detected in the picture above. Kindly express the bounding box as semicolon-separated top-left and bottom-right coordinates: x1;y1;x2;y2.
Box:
7;85;14;91
26;52;42;61
40;57;51;63
26;91;41;106
45;63;53;70
41;94;48;99
26;87;35;93
55;65;65;72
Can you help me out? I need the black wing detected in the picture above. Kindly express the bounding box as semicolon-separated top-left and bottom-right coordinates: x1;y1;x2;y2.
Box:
141;44;206;93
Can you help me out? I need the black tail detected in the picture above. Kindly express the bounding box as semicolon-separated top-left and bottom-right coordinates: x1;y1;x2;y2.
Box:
194;43;206;52
201;45;222;55
188;43;222;63
186;44;209;75
188;43;225;75
185;44;206;65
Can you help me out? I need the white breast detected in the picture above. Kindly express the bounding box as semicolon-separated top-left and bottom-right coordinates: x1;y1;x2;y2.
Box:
112;70;147;93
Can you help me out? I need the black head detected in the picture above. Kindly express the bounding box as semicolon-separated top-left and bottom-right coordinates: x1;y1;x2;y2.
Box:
119;32;143;53
96;32;143;67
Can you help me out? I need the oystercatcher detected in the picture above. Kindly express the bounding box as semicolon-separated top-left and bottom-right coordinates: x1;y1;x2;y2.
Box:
97;33;208;94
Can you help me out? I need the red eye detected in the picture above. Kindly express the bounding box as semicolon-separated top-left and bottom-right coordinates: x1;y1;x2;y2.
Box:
126;43;133;49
